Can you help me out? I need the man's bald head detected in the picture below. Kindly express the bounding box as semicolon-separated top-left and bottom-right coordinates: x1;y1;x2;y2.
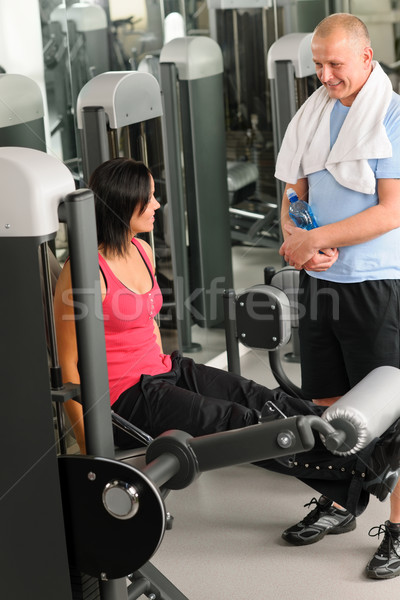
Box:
313;13;371;51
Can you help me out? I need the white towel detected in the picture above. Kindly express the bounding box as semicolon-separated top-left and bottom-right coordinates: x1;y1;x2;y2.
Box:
274;61;393;194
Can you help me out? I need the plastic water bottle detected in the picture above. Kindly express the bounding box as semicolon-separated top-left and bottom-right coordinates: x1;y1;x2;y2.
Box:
287;188;318;230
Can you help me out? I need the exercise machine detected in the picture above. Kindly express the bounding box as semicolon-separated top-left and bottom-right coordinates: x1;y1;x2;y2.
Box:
0;74;46;150
159;36;234;328
76;69;195;350
206;0;284;248
267;32;318;233
2;147;400;600
46;2;109;164
77;39;234;349
50;2;110;81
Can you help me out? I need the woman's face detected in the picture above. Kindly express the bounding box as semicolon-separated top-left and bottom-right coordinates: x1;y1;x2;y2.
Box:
129;175;160;235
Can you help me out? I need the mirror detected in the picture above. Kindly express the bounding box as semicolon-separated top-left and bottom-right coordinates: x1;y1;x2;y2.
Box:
37;1;207;176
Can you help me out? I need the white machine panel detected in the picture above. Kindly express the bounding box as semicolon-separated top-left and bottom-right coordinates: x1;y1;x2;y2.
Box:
0;147;75;237
51;1;107;33
159;37;223;81
207;0;271;8
0;74;44;128
76;71;163;129
267;32;314;79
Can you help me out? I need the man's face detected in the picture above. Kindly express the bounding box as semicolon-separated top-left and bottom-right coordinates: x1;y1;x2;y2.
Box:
311;31;373;107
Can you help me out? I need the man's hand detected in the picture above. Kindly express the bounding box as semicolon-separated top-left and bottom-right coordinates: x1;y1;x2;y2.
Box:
279;223;338;270
303;248;339;271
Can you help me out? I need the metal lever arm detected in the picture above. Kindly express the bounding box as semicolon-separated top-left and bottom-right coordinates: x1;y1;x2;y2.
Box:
144;416;317;490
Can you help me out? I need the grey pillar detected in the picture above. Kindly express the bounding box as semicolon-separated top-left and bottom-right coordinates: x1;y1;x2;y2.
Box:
160;36;234;328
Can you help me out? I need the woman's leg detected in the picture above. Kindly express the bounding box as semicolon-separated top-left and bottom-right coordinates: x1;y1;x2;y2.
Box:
112;361;398;517
139;353;325;437
113;353;325;443
112;364;263;441
173;355;321;417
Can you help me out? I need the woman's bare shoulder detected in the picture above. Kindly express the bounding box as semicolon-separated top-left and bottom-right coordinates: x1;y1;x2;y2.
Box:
134;238;154;267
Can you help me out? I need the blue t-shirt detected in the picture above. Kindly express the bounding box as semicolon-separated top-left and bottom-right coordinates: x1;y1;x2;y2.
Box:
306;92;400;283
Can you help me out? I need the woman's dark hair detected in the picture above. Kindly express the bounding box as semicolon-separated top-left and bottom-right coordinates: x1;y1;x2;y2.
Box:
89;157;151;256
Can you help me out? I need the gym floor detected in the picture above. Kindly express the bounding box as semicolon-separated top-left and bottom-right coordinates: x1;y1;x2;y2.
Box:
146;244;399;599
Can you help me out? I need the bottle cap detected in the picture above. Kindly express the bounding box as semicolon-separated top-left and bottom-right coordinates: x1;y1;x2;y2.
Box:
287;188;298;203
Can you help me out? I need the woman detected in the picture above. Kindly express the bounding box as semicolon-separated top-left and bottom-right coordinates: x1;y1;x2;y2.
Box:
54;157;291;452
54;157;399;523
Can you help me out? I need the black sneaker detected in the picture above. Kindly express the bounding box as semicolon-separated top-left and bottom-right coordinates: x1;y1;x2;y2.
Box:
366;521;400;579
364;431;400;502
282;496;356;546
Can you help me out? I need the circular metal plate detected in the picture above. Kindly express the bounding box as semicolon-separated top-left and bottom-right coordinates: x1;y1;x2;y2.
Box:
58;455;165;579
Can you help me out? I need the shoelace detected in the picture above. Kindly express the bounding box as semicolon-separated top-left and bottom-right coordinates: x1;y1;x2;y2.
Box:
302;498;322;524
368;523;400;559
304;497;318;510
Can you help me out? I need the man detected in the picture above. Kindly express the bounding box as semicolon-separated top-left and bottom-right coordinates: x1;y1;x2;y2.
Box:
275;13;400;579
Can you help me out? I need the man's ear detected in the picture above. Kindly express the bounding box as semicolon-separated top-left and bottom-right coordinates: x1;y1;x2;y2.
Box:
363;46;373;69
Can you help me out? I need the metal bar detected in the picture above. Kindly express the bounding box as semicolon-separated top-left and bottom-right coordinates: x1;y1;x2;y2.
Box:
262;7;270;121
268;349;302;398
60;190;131;600
223;289;241;375
55;401;67;456
111;411;154;446
143;453;181;489
100;579;128;600
58;190;115;458
138;122;157;306
188;417;315;472
39;242;68;454
229;206;269;220
109;128;119;158
272;0;279;42
159;62;198;351
126;576;151;599
232;9;242;123
40;242;61;380
80;106;111;184
131;562;189;600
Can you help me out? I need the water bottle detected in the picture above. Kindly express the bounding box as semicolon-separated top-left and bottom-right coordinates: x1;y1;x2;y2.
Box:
287;188;318;230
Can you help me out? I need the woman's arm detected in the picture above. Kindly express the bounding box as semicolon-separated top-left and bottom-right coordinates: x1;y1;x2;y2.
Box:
53;261;86;453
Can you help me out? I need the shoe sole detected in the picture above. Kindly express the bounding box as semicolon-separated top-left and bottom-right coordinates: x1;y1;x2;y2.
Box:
282;519;356;546
366;568;400;580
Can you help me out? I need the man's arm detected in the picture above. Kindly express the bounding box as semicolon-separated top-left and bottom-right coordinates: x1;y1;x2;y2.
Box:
280;179;309;241
279;178;400;269
280;178;338;270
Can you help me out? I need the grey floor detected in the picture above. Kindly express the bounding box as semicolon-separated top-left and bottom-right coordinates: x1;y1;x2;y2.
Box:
144;244;399;599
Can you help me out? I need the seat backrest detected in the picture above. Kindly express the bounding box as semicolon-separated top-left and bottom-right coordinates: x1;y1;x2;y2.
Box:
43;245;151;457
235;284;291;351
270;266;300;328
223;277;302;396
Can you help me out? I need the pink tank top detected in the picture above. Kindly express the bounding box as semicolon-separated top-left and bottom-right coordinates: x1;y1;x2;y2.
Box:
98;238;172;405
